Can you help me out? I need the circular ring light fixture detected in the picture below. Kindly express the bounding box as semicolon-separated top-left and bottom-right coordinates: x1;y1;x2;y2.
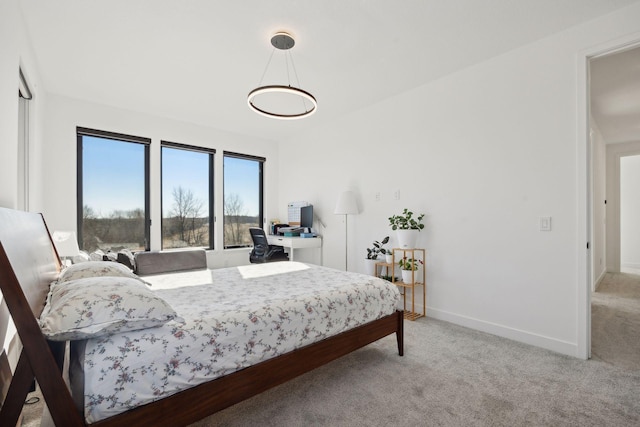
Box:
247;32;317;120
247;85;317;120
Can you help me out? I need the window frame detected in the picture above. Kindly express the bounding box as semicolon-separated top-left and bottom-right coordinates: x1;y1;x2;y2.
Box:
222;151;265;249
18;68;32;211
160;141;216;250
76;127;151;251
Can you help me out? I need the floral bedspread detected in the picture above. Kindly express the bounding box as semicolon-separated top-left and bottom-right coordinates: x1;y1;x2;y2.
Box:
79;262;400;423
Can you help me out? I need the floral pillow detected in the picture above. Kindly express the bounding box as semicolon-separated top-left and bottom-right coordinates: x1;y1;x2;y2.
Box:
57;261;145;285
39;276;182;341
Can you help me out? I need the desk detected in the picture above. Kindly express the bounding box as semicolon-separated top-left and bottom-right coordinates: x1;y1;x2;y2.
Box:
267;235;322;264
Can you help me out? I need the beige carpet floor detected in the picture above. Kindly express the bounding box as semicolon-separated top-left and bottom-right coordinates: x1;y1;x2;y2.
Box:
21;272;640;426
591;272;640;371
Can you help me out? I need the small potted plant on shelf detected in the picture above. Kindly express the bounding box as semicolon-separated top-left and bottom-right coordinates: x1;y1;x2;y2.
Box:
388;208;425;248
398;256;423;283
384;248;394;264
366;236;389;260
365;236;389;276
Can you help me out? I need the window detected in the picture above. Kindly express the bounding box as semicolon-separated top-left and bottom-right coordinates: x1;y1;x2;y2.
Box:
77;128;150;252
223;152;264;248
18;68;32;211
161;142;214;249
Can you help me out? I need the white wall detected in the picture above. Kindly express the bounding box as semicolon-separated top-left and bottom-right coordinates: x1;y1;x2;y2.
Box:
0;0;47;365
0;0;45;210
0;0;21;209
591;122;607;289
40;94;280;268
278;3;640;357
620;154;640;270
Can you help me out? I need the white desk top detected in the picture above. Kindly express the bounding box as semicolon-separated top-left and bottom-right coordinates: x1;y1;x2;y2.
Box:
267;235;322;248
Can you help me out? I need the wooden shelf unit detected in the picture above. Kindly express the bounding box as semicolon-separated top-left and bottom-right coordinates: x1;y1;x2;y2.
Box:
376;248;426;321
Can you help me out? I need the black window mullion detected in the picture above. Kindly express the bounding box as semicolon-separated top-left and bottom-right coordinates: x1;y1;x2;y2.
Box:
259;161;264;228
144;143;150;251
209;152;215;250
76;133;83;247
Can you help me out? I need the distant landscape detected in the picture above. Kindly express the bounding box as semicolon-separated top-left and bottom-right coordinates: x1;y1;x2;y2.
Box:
81;189;258;251
81;209;257;251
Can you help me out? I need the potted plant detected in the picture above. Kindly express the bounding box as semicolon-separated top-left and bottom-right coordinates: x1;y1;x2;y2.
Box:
366;236;389;260
398;256;423;283
388;208;425;248
365;236;389;275
383;248;394;264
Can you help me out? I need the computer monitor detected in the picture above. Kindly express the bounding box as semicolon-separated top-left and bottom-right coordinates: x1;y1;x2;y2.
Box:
300;205;313;230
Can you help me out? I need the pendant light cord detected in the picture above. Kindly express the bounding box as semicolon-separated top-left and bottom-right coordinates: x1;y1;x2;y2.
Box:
257;47;277;87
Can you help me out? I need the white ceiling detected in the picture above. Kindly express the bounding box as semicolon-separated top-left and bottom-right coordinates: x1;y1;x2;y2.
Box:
590;45;640;144
19;0;640;142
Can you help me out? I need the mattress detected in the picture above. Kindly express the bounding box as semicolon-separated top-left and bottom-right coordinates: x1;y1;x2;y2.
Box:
73;262;400;423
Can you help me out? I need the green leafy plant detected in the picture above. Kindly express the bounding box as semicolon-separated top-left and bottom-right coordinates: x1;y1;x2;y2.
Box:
366;236;389;260
398;257;423;271
388;208;425;231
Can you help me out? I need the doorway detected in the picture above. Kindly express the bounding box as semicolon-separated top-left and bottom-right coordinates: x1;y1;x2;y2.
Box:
620;154;640;274
587;42;640;363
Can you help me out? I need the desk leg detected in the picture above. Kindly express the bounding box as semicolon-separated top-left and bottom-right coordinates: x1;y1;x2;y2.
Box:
289;248;295;261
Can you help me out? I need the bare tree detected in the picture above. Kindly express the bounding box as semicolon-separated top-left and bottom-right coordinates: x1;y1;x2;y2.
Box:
171;186;204;246
127;208;144;219
224;193;245;246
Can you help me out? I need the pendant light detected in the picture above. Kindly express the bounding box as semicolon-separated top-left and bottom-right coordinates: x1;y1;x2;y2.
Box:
248;32;317;120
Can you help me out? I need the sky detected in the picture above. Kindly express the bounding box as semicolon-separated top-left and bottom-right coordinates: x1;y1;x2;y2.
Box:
82;136;260;218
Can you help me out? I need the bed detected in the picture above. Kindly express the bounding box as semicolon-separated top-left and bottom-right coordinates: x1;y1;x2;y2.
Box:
0;207;404;426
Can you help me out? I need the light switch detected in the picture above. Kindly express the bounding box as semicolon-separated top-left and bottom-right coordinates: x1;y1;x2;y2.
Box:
540;216;551;231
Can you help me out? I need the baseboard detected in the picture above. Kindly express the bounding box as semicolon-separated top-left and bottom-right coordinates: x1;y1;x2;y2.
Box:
426;307;578;357
621;262;640;269
594;269;607;291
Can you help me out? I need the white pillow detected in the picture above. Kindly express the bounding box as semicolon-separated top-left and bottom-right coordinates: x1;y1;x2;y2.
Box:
57;261;144;284
72;250;91;264
39;276;181;341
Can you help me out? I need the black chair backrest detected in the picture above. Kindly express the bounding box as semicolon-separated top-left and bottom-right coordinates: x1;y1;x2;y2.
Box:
249;227;288;263
250;227;269;247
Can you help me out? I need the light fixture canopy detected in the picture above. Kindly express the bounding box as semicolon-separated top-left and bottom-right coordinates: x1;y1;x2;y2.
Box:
248;32;317;120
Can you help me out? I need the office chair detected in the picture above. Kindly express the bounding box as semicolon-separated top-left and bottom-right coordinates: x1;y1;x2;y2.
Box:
249;227;289;263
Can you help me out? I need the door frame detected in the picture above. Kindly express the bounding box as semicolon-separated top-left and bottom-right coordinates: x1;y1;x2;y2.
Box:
577;32;640;360
607;143;640;274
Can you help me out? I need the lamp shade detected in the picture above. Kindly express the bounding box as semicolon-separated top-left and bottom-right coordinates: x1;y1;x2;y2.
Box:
52;231;80;258
334;191;359;215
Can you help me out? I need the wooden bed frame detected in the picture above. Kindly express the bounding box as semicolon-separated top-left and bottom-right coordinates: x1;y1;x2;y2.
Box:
0;207;404;426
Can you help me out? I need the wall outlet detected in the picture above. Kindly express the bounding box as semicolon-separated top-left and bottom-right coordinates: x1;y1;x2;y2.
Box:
540;216;552;231
375;192;381;201
393;190;400;200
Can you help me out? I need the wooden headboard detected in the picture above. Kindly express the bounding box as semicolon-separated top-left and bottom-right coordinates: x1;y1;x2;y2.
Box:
0;208;60;316
0;207;84;426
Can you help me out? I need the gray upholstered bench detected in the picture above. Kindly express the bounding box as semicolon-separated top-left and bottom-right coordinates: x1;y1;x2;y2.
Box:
134;249;207;276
